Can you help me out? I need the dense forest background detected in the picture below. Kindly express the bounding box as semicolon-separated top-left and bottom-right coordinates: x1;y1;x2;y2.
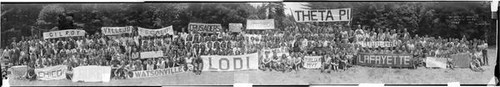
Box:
1;2;496;48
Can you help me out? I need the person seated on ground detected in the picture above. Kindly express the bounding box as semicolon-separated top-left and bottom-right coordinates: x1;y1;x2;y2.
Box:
185;53;194;71
25;61;37;81
321;54;332;73
271;52;280;71
281;54;291;72
146;59;154;70
260;51;272;71
332;54;340;72
192;54;203;75
339;52;349;71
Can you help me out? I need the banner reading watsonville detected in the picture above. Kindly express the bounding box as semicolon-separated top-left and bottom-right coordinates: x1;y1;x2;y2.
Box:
356;53;414;68
303;56;322;69
101;26;133;35
132;67;184;78
201;53;259;71
292;8;351;22
35;65;67;80
43;29;86;39
188;23;223;33
138;26;174;36
246;19;275;30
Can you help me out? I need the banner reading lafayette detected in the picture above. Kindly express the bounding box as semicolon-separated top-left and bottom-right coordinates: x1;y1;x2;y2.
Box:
35;65;67;80
43;29;86;39
292;8;351;22
356;53;414;68
101;26;133;35
201;53;259;71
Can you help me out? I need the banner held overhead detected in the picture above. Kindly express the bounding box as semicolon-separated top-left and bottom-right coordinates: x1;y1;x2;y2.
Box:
101;26;133;35
292;8;351;22
43;29;86;39
246;19;275;30
138;26;173;36
188;23;223;33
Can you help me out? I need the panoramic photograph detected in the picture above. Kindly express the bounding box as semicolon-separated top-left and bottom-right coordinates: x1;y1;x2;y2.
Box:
0;1;497;86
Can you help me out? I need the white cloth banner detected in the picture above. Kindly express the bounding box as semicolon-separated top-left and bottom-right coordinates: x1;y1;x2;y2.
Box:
72;66;111;82
138;26;173;36
101;26;133;35
357;41;399;48
425;57;448;69
246;19;275;30
201;53;259;71
140;51;164;59
303;56;322;68
43;29;86;39
131;67;184;78
291;8;351;22
35;65;67;80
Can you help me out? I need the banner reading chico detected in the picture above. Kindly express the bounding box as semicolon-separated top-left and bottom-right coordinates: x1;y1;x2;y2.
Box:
101;26;133;35
43;29;86;39
303;56;322;69
188;23;223;33
138;26;174;36
132;67;184;78
201;53;259;71
35;65;67;80
292;8;351;22
356;53;414;67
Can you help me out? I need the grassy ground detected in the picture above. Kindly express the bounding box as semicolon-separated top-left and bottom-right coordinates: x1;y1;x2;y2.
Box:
8;47;497;86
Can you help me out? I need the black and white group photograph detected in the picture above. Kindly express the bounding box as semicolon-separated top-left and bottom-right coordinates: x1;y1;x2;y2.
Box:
0;1;498;86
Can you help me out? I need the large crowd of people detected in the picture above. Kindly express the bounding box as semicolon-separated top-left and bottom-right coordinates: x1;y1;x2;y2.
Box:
0;24;490;80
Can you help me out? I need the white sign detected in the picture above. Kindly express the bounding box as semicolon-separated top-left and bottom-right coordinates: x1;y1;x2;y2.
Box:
140;51;164;59
138;26;173;36
72;66;111;82
292;8;351;22
43;29;86;39
201;53;259;71
303;56;322;68
101;26;133;35
35;65;67;80
246;19;275;30
229;23;243;32
425;57;448;69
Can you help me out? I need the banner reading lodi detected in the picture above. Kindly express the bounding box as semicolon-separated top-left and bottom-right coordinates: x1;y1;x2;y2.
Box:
201;53;259;71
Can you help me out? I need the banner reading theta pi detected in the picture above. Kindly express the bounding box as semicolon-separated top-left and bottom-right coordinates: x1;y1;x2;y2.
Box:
35;65;67;80
201;53;259;71
291;8;351;22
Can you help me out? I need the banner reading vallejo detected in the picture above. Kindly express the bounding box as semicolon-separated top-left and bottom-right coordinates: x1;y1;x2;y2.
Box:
292;8;351;22
35;65;67;80
357;41;399;48
201;53;259;71
188;23;223;33
101;26;133;35
138;26;174;36
43;29;86;39
132;67;184;78
246;19;275;30
303;56;322;69
356;53;414;68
